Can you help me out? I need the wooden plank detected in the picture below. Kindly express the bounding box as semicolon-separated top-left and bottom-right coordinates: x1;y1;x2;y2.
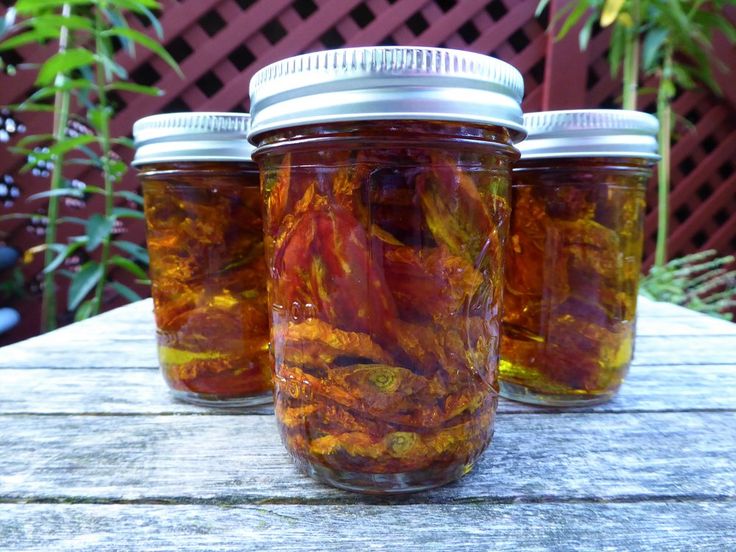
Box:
0;0;220;177
667;172;736;249
1;360;734;415
412;0;509;46
0;501;734;551
636;295;704;318
197;0;376;112
2;332;733;369
2;297;732;370
713;29;736;111
631;336;736;365
469;0;539;56
703;210;736;254
645;126;736;231
541;0;589;109
635;315;736;336
1;411;735;502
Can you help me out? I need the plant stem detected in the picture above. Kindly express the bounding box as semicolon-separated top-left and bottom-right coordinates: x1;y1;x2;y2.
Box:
91;8;113;315
621;0;640;110
654;45;674;267
40;3;72;333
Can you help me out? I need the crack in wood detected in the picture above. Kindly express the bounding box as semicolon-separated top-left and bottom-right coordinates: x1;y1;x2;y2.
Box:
1;494;734;507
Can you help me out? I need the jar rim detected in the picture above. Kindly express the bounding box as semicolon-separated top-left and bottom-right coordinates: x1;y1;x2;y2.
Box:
247;47;526;144
518;109;660;159
132;112;255;166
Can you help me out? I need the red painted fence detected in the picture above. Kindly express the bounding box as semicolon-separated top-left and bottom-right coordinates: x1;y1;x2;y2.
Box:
0;0;734;343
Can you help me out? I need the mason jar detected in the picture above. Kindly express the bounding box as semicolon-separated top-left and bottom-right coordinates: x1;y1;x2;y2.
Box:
500;109;659;406
248;47;525;493
132;113;272;407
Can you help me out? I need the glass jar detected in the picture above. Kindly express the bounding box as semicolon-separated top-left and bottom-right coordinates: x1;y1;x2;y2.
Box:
248;47;525;493
132;113;272;407
500;110;659;406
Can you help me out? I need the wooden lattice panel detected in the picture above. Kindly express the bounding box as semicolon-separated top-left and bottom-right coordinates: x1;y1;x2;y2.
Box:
0;0;735;342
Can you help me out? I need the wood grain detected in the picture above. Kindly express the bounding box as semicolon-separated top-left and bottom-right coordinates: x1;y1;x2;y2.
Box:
2;412;735;503
1;501;735;551
0;296;734;549
1;362;735;415
1;297;733;369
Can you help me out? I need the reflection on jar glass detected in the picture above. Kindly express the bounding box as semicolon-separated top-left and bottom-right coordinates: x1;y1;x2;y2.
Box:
133;114;272;407
249;47;525;493
500;110;659;406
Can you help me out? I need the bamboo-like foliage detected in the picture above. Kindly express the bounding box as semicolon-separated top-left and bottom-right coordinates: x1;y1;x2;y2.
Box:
0;0;181;331
640;250;736;319
537;0;736;319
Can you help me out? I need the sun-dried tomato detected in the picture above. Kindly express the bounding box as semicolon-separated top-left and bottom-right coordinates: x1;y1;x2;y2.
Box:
141;162;272;402
257;120;514;488
501;158;650;402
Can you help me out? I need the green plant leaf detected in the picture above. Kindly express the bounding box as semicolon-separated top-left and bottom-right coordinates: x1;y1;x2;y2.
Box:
0;28;58;51
85;213;115;252
15;0;94;13
16;134;54;148
32;14;95;32
694;11;736;44
109;255;148;279
57;216;88;226
68;261;103;311
608;22;625;76
112;240;149;264
579;13;597;51
47;134;97;157
114;190;144;205
105;81;163;96
642;28;668;72
28;188;84;202
36;48;95;85
672;64;696;89
102;27;183;77
108;0;160;10
556;1;590;40
137;4;164;39
87;105;113;131
109;281;143;303
0;213;42;222
535;0;552;17
0;8;17;39
74;298;96;322
103;8;135;55
76;145;103;166
108;159;128;178
112;137;135;148
98;55;128;80
600;0;625;27
44;240;85;274
19;80;93;106
8;102;55;113
113;207;144;219
66;158;102;168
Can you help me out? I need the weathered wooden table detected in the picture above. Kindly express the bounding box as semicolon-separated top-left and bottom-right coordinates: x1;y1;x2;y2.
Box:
1;297;735;550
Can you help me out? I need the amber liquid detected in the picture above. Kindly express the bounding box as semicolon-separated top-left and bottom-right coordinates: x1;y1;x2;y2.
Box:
500;158;652;405
141;162;272;404
257;121;516;492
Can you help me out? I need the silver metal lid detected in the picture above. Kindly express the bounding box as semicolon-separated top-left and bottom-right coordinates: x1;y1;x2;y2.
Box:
248;47;525;143
132;112;255;166
518;109;660;159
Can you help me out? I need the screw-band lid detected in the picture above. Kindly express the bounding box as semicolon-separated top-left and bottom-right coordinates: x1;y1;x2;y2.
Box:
247;47;526;143
132;112;255;166
518;109;660;159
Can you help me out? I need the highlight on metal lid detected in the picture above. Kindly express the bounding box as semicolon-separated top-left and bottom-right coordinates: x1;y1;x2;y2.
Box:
247;46;526;142
518;109;660;159
132;112;255;166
